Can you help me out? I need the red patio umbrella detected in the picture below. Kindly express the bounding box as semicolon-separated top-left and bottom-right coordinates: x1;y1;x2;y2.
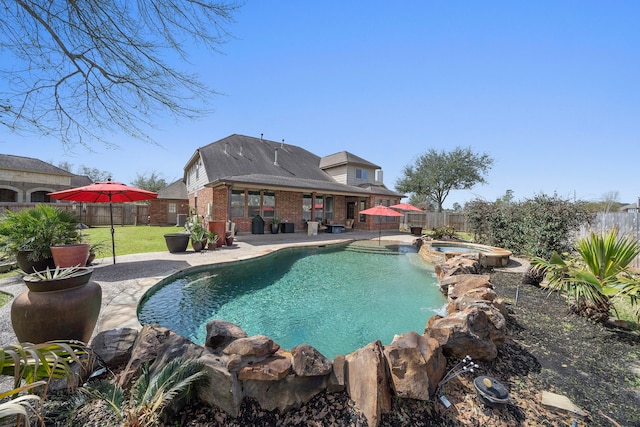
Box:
390;203;423;212
48;179;158;264
359;204;404;245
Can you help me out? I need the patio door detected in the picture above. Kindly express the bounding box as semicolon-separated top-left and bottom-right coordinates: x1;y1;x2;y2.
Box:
347;202;355;220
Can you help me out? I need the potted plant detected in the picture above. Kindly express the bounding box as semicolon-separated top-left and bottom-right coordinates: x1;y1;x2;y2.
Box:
164;232;190;253
86;240;108;265
270;218;280;234
11;266;102;344
207;232;219;250
0;205;83;272
185;214;209;252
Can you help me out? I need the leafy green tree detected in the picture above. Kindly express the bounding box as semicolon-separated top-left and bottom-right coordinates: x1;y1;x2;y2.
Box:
396;147;493;212
131;172;168;193
77;165;112;183
1;1;240;148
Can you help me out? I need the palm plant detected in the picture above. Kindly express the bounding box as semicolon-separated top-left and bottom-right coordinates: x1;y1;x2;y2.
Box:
74;357;208;427
0;205;82;262
531;228;640;322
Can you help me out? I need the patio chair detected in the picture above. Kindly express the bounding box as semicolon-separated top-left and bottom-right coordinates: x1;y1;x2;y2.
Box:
345;219;354;231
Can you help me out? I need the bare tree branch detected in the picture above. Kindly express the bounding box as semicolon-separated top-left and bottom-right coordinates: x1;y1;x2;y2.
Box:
0;0;241;149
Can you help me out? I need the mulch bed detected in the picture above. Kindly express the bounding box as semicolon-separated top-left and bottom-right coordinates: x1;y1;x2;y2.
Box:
46;269;640;426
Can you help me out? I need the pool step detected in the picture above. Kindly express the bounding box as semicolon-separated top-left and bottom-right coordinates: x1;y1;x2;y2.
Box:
343;244;408;255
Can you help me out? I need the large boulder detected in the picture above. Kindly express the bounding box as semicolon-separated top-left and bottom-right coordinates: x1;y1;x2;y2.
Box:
446;274;493;301
116;324;203;386
205;320;247;353
425;308;498;361
327;354;346;393
290;344;332;377
90;328;138;369
223;335;280;358
345;340;391;427
237;349;292;381
197;353;243;417
242;373;328;412
383;331;446;400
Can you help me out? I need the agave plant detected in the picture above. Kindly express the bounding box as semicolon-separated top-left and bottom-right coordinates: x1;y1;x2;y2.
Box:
531;228;640;322
74;357;208;427
21;266;93;281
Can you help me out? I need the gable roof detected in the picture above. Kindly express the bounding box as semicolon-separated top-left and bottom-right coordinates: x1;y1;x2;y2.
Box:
70;175;93;187
158;179;188;200
187;134;402;198
0;154;73;176
319;151;381;169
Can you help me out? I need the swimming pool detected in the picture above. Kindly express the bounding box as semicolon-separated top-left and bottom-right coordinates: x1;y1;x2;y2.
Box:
138;241;446;359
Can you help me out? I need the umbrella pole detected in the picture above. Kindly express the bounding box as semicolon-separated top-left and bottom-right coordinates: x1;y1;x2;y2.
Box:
378;216;381;245
109;197;116;264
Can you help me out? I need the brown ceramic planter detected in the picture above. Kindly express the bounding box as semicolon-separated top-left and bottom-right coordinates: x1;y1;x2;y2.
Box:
11;270;101;344
50;244;90;268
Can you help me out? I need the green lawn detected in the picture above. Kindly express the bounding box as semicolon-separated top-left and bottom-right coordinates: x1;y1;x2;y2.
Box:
81;225;183;258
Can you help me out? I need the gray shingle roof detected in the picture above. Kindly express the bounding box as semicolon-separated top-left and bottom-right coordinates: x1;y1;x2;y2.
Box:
158;179;187;200
319;151;381;169
190;134;402;197
0;154;73;176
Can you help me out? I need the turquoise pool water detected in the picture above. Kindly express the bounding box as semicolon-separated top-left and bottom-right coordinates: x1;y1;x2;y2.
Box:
138;241;445;359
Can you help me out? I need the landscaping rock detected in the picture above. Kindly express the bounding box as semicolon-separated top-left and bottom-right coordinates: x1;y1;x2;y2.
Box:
242;373;329;412
90;327;138;369
327;354;346;393
197;353;243;417
223;335;280;358
237;349;292;381
290;343;332;377
425;308;498;361
205;319;247;352
383;331;446;400
345;340;391;427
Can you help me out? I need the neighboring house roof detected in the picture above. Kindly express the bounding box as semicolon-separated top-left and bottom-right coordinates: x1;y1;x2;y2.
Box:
319;151;381;170
70;175;93;187
158;179;188;200
186;134;402;197
0;154;73;176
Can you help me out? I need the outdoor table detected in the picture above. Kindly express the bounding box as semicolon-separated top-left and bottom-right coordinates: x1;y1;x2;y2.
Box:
325;224;345;233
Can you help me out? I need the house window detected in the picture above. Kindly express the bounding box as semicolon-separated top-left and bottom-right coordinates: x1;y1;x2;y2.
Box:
231;190;245;218
359;200;366;222
168;203;177;214
302;195;313;221
248;190;261;218
356;169;368;180
263;191;275;219
324;196;334;221
30;191;51;203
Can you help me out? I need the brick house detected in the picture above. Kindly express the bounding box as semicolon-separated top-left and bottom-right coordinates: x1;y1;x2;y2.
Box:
184;134;404;234
148;179;189;226
0;154;91;203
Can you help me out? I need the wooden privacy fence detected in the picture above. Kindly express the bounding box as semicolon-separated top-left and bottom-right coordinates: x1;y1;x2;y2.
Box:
403;212;469;232
0;202;150;227
578;212;640;268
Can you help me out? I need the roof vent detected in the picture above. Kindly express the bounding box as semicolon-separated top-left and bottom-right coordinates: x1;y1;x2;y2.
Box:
274;148;279;166
260;133;264;142
239;143;243;156
281;138;284;148
224;142;228;154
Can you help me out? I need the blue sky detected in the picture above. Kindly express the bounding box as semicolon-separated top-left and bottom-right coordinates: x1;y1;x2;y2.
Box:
1;1;639;208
